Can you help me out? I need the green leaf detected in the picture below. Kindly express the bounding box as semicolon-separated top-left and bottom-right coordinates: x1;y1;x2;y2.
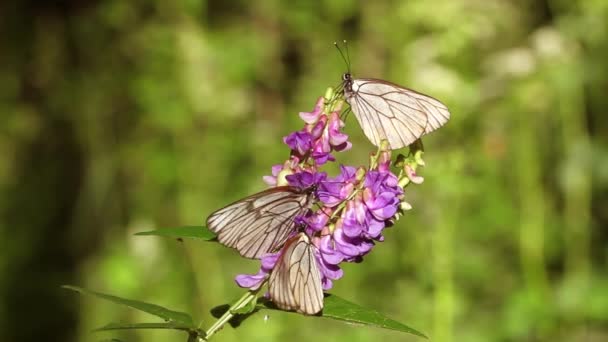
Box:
63;286;194;327
259;294;427;338
94;322;195;332
322;294;427;338
135;226;216;240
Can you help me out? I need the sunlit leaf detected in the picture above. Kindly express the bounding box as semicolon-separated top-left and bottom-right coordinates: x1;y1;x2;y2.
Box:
322;294;427;337
259;294;427;338
63;286;194;326
135;226;216;240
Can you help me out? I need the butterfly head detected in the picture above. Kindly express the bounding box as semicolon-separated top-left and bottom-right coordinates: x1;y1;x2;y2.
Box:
342;72;353;94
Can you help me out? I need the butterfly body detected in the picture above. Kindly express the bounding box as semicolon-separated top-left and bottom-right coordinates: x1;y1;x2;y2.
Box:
342;73;450;149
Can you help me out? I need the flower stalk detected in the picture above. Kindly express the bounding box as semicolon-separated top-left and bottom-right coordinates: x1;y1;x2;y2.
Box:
203;289;259;340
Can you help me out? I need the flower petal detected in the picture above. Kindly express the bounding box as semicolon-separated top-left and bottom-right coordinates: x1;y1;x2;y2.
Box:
298;97;324;124
235;271;267;290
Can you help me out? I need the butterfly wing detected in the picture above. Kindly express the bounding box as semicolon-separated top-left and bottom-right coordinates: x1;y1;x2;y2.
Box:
268;233;324;315
207;186;312;259
345;78;450;149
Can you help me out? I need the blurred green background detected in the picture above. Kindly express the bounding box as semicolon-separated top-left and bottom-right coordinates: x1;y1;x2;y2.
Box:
1;1;607;341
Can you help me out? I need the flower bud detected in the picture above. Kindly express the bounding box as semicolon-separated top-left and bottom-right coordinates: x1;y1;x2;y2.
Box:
414;150;425;166
377;150;392;172
355;167;367;182
324;87;334;101
379;139;390;152
276;168;293;186
405;164;424;184
400;201;413;211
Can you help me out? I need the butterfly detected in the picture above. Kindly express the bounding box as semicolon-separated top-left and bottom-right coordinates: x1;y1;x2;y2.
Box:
336;42;451;150
268;232;324;315
206;186;316;259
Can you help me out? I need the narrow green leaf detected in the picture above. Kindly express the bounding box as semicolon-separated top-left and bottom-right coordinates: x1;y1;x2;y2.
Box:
135;226;216;240
63;286;194;326
259;294;427;338
94;322;194;332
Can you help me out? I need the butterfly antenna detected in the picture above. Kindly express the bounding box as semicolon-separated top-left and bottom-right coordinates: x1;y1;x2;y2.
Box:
334;41;349;72
343;40;351;73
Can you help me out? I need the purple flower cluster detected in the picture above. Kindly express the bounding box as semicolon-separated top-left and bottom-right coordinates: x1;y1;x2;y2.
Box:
288;96;351;165
236;92;423;294
263;97;351;187
315;162;403;269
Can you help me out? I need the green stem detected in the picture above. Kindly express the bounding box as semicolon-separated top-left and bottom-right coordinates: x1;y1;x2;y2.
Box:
204;290;259;340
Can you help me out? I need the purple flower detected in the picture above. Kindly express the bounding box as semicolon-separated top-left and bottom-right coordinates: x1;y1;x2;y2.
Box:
318;182;349;206
312;152;334;165
341;199;366;238
362;171;402;228
311;140;335;165
286;171;327;189
332;225;374;261
311;112;351;160
235;252;280;290
263;164;284;186
305;209;330;232
365;212;386;239
319;235;344;265
363;188;399;221
377;150;391;173
284;131;313;156
335;165;358;183
327;112;351;151
405;164;424;184
309;116;327;140
314;246;343;290
317;165;358;206
313;130;331;154
299;97;324;124
364;171;402;198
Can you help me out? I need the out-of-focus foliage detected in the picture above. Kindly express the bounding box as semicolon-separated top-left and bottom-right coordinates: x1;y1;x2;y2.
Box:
1;1;607;341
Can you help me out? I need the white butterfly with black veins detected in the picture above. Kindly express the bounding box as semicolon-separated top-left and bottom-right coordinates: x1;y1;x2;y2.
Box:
336;42;451;150
206;186;316;259
268;232;324;315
